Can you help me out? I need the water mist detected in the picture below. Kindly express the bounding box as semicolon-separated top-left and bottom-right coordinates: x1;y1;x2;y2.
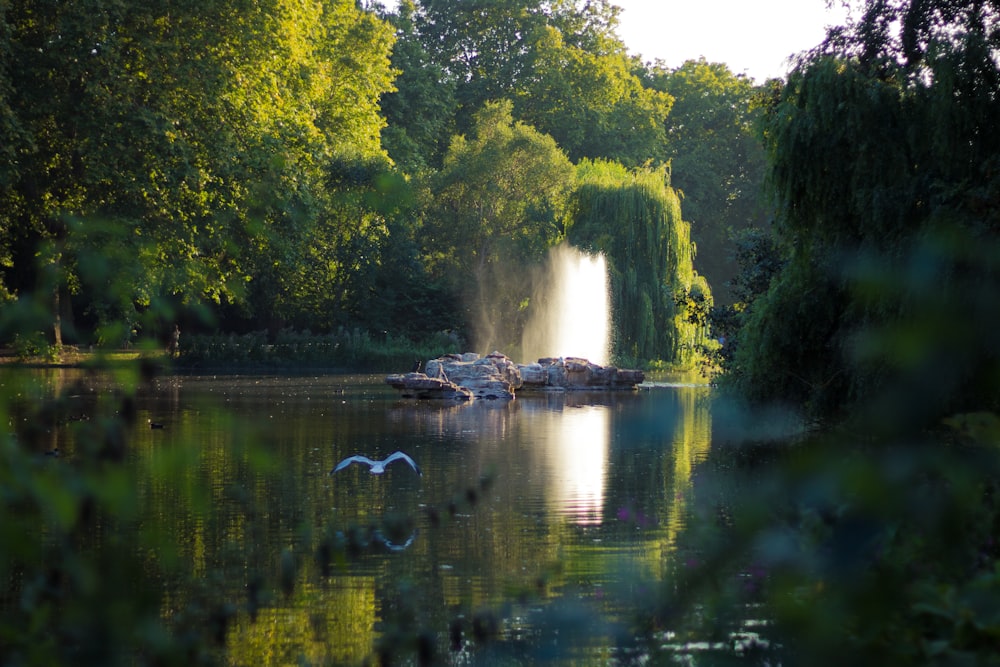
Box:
521;243;611;365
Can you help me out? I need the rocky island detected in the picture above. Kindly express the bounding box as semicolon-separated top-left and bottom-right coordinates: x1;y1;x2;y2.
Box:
384;351;645;400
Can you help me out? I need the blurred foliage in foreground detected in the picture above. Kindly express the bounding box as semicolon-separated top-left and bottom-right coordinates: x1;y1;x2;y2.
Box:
0;326;495;666
721;0;1000;428
644;400;1000;666
5;256;1000;665
681;1;1000;665
0;361;224;665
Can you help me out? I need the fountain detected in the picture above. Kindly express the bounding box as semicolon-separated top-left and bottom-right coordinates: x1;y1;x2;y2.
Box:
384;243;644;399
521;243;610;366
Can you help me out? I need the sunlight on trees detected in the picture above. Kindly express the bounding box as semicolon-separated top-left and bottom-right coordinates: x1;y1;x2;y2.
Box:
423;100;574;353
569;159;712;366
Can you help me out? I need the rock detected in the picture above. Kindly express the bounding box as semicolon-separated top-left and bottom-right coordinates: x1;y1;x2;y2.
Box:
519;356;645;391
519;362;548;385
384;372;474;400
424;351;521;400
387;352;644;399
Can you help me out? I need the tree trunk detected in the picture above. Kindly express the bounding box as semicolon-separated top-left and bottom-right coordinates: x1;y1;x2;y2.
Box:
52;282;63;349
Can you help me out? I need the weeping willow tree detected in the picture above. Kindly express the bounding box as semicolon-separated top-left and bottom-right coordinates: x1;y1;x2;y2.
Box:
568;159;712;365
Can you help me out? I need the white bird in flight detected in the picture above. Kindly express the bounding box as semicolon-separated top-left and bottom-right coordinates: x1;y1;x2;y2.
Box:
330;450;422;476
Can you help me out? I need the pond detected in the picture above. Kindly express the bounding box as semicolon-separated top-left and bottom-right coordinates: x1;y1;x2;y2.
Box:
15;369;787;665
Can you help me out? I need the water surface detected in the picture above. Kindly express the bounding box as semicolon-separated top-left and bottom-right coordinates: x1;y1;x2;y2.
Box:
26;370;730;664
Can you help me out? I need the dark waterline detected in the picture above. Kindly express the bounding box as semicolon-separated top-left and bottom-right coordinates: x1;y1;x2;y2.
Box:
17;369;779;665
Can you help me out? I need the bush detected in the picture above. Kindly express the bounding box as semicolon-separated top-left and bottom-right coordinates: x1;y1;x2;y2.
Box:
12;331;57;362
177;328;466;372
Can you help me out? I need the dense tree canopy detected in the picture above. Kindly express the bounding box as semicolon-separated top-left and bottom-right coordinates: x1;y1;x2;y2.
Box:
1;0;772;370
378;0;457;172
1;0;396;342
644;58;770;303
569;159;711;364
726;0;1000;426
381;0;674;168
423;100;574;351
517;25;672;165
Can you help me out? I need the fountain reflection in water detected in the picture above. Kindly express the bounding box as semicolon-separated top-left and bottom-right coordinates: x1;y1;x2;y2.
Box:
547;404;609;525
522;242;610;365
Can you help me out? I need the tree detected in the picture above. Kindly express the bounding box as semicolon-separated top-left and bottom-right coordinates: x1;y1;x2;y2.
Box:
727;0;1000;427
568;159;711;365
378;0;457;171
643;58;770;304
385;0;671;166
423;100;574;352
517;25;672;166
240;0;398;331
0;0;397;343
408;0;549;135
0;2;25;305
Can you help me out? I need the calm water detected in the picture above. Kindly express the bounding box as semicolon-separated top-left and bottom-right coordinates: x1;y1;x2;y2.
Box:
21;370;761;665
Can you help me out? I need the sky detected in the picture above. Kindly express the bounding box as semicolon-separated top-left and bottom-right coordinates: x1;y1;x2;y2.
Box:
378;0;852;82
612;0;851;81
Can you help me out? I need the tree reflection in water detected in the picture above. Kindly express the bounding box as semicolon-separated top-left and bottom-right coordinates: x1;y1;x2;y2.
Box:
17;371;737;665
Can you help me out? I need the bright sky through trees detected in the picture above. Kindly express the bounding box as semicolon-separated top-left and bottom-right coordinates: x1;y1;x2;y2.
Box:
614;0;849;80
377;1;849;82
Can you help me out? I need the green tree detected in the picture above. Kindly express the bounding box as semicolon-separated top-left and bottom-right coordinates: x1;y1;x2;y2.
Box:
544;0;624;56
643;58;770;304
727;0;1000;427
241;0;398;331
378;0;457;172
387;0;670;166
707;226;783;366
423;99;574;352
411;0;548;133
517;25;672;166
0;0;397;343
0;1;25;305
568;159;710;365
672;8;1000;667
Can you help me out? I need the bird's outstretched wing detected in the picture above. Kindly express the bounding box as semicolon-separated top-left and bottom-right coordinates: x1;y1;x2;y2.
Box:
331;454;375;475
384;450;422;476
